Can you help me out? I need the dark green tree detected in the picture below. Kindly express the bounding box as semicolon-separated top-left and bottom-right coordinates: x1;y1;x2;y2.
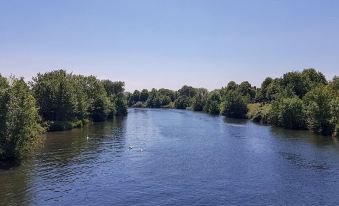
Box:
220;90;248;118
303;85;337;135
204;90;221;115
271;97;306;129
0;77;42;160
140;89;149;102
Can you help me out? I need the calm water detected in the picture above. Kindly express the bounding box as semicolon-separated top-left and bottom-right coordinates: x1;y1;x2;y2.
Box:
1;109;339;206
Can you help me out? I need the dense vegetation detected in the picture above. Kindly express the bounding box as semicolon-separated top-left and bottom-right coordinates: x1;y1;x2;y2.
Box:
0;70;127;161
0;68;338;162
127;68;338;137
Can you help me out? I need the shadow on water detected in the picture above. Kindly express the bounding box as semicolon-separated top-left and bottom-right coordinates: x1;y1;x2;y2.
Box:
271;126;339;146
0;116;128;206
222;117;249;128
0;159;21;171
39;116;128;168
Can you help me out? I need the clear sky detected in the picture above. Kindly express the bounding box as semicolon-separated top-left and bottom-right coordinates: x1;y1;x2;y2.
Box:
0;0;338;91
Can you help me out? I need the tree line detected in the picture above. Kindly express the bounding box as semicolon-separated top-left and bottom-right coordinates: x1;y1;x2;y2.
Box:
127;68;338;137
0;68;338;162
0;70;127;161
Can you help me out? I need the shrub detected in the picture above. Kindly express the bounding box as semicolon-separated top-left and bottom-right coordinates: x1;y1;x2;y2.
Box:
220;90;248;118
271;97;306;129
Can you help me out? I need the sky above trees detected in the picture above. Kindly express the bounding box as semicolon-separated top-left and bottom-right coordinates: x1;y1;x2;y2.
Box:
0;0;338;91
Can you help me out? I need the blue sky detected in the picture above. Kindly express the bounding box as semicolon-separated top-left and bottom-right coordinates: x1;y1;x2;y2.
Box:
0;0;338;91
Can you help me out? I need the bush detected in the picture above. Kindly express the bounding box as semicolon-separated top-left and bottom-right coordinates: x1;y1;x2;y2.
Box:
203;91;221;115
0;78;43;160
48;121;74;131
271;97;306;129
303;86;337;135
247;103;272;124
174;96;191;109
220;90;248;118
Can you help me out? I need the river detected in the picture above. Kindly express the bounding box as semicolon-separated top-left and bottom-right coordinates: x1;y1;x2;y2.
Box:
1;109;339;206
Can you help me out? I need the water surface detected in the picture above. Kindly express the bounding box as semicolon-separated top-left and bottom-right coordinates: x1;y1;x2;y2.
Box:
1;109;339;206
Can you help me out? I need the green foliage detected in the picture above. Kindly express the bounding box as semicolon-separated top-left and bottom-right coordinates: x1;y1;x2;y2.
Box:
239;81;256;101
191;88;208;111
256;77;273;102
281;71;310;98
129;90;141;106
265;79;285;101
114;93;128;116
31;70;126;129
271;97;306;129
32;70;77;122
140;89;149;102
226;81;238;91
174;96;191;109
303;85;337;135
204;90;221;115
146;89;161;108
330;76;339;92
330;96;339;137
178;85;197;98
158;88;176;101
247;103;272;124
102;80;125;96
0;77;42;160
220;90;248;118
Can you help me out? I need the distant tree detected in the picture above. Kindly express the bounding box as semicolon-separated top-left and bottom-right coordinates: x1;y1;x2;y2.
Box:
191;88;208;111
301;68;327;89
174;96;191;109
303;85;337;135
159;95;172;106
271;96;306;129
178;85;197;98
158;88;176;101
256;77;273;102
146;89;161;108
129;90;141;106
265;79;284;101
102;80;125;96
239;81;256;102
139;89;149;102
220;90;248;118
204;90;221;115
330;76;339;91
114;93;128;116
226;81;238;91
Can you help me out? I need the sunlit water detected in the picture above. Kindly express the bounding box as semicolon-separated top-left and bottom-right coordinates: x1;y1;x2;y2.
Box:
1;109;339;206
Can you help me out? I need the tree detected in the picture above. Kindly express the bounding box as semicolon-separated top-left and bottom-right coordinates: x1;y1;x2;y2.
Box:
330;76;339;91
72;75;112;122
204;90;221;115
178;85;197;98
174;96;191;109
191;88;208;111
140;89;149;102
239;81;256;102
158;88;176;101
220;90;248;118
301;68;327;89
265;79;284;101
31;70;77;122
271;97;306;129
102;80;125;96
114;93;128;116
303;85;337;135
0;77;42;160
146;89;161;108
